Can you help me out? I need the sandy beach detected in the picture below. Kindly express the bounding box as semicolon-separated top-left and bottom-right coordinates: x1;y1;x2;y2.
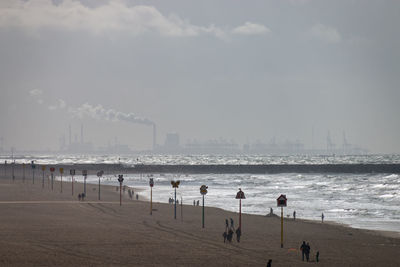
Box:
0;166;399;266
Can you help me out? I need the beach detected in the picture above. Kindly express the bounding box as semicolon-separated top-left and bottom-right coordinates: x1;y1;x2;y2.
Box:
0;166;399;266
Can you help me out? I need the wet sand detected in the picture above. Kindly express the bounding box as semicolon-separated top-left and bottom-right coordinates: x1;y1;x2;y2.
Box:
0;168;399;266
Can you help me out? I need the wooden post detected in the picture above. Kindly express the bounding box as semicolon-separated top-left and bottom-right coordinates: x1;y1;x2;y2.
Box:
281;206;284;248
174;187;177;219
239;198;242;230
202;195;205;228
150;186;153;215
120;182;122;206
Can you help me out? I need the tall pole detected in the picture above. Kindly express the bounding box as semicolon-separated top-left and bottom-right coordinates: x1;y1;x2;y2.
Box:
42;170;45;189
22;164;25;183
202;195;205;228
3;161;6;178
11;149;14;181
174;187;177;219
281;206;284;248
119;181;122;206
60;173;63;193
118;175;124;206
32;168;35;184
98;176;101;200
181;196;183;222
84;175;86;194
150;186;153;215
71;175;74;195
239;198;242;230
12;161;15;182
51;173;54;190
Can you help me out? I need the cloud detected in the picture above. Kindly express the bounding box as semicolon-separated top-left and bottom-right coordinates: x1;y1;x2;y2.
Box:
29;89;44;104
309;23;342;43
29;89;43;96
48;99;66;110
68;102;154;125
232;22;271;35
0;0;226;39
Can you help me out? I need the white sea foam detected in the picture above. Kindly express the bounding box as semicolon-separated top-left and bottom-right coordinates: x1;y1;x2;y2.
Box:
66;171;400;233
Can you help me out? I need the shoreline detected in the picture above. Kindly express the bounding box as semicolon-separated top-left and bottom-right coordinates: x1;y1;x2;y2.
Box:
0;175;399;266
3;163;399;235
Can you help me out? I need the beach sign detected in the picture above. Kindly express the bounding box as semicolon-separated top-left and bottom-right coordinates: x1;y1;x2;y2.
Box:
97;171;103;201
59;168;64;174
41;166;46;171
200;185;208;195
118;175;124;206
171;180;180;219
50;167;55;172
236;188;246;199
277;194;287;248
236;188;245;230
82;170;88;176
200;185;208;228
149;178;154;215
70;169;75;196
277;194;287;207
171;180;180;188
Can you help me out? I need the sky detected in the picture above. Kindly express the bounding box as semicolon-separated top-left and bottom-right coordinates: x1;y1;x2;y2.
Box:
0;0;399;153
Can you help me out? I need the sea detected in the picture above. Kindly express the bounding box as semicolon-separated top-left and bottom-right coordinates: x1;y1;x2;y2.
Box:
2;154;400;233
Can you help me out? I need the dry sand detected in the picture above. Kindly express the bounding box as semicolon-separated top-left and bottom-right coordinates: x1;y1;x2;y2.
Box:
0;166;399;266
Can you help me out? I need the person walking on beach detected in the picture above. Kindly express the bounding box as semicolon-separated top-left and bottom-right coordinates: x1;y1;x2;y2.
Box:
222;231;227;243
321;213;324;223
305;242;311;262
235;227;241;243
266;259;272;267
293;210;296;221
193;200;195;206
225;219;229;231
227;228;234;243
230;218;234;229
316;251;320;262
300;241;307;261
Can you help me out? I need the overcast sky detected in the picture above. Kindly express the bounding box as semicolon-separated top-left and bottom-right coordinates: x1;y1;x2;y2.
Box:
0;0;399;153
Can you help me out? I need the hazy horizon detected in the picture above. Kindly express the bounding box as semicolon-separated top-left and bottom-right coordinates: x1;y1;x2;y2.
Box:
1;0;399;154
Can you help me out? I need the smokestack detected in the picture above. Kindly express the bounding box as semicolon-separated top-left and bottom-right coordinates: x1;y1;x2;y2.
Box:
69;125;71;146
153;123;157;151
81;124;83;144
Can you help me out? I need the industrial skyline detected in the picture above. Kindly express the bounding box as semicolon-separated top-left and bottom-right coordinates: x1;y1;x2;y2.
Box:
0;122;367;155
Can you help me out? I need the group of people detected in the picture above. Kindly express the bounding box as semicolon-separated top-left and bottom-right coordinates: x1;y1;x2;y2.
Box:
168;198;178;204
300;241;319;262
222;218;241;243
193;200;200;206
128;189;138;200
78;193;85;201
